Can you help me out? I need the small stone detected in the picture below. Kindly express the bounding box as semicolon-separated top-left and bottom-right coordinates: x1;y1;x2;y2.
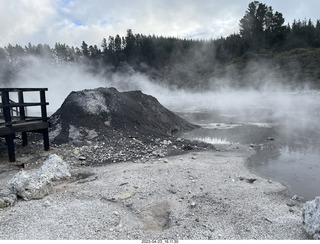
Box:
246;178;257;184
78;156;86;161
191;156;196;160
43;200;51;207
287;202;295;207
190;202;197;208
169;187;177;194
72;140;84;147
164;159;169;163
292;195;299;200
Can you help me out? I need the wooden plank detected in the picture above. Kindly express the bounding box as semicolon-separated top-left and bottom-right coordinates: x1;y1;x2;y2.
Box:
0;122;49;136
0;117;49;126
0;102;49;108
0;88;48;92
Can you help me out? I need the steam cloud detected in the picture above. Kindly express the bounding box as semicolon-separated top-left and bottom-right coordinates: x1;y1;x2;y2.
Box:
3;53;319;201
3;54;319;135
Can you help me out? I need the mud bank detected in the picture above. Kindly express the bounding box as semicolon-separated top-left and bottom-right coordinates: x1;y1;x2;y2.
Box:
0;144;309;240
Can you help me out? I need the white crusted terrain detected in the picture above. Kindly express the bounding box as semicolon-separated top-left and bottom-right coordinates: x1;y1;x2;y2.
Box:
0;145;310;240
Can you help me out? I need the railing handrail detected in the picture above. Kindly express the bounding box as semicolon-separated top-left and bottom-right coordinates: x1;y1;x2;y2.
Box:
0;102;49;108
0;88;49;126
0;88;50;162
0;88;48;92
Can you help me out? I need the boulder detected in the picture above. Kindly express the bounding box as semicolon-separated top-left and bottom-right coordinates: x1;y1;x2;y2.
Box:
302;196;320;239
7;170;53;201
38;154;71;182
7;154;70;201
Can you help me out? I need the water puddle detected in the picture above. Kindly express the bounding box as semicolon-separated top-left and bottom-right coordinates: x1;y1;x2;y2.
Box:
177;107;320;200
248;145;320;200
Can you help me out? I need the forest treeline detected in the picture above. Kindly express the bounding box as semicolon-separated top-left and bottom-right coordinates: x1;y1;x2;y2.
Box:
1;1;320;89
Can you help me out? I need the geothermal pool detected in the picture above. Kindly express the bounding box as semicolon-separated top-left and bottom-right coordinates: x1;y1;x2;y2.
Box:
173;91;320;201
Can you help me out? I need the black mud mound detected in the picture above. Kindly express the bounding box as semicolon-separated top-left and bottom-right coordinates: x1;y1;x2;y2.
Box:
49;87;198;145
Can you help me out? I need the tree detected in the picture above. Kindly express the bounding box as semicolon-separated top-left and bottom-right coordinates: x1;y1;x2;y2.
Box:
239;1;266;48
123;29;136;62
114;35;122;53
5;44;25;65
239;1;285;50
89;45;101;59
81;41;89;57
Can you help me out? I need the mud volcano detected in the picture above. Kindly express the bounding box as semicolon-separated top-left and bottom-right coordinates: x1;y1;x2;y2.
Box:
50;87;198;145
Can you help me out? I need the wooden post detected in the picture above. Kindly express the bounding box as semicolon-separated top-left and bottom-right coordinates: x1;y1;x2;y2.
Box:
18;90;28;146
1;90;11;124
42;128;49;151
40;90;49;151
1;90;15;162
5;134;15;162
40;90;48;122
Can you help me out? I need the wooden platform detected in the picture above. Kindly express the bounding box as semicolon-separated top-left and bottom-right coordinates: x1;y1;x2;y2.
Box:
0;88;50;162
0;120;49;136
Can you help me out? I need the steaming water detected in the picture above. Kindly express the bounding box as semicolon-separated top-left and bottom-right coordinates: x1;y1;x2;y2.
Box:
174;91;320;201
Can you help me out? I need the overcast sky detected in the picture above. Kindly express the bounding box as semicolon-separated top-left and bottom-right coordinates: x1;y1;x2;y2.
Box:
1;0;319;48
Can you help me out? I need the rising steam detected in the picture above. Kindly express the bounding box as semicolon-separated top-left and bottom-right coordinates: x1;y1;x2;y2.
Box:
3;54;319;135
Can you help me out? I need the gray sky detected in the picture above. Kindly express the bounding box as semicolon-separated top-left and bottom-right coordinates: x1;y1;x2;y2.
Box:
1;0;319;47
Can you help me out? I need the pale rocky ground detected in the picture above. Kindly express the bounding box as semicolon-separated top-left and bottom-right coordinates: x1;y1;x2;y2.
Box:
0;142;310;240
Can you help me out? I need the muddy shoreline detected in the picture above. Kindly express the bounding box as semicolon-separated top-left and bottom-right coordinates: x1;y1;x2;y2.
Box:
0;140;310;240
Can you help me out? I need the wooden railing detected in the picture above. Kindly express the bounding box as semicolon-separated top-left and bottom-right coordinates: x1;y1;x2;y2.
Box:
0;88;50;162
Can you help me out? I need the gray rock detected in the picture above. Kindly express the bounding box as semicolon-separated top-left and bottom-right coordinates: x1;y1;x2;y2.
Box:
7;154;71;201
0;188;17;209
43;200;52;207
72;140;85;147
8;170;53;201
38;154;71;181
152;149;166;157
302;196;320;239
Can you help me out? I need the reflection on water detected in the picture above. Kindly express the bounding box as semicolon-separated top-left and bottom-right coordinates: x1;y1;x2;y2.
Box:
177;104;320;201
248;145;320;200
184;136;234;145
